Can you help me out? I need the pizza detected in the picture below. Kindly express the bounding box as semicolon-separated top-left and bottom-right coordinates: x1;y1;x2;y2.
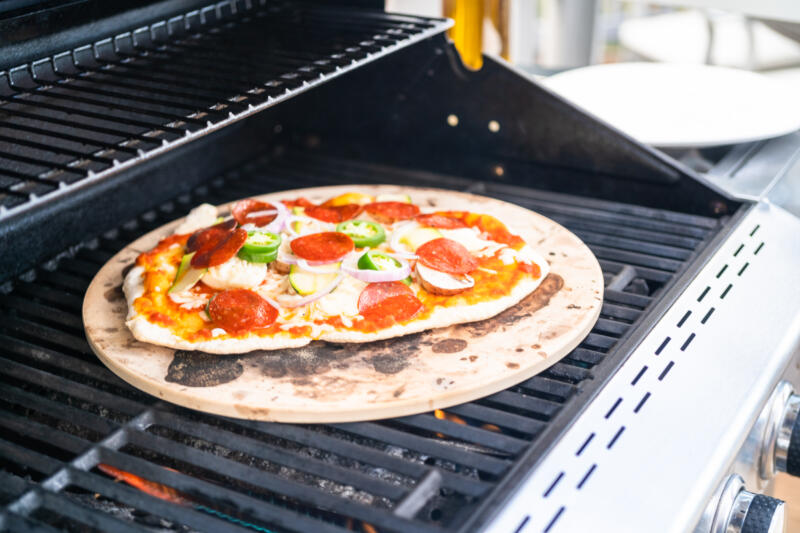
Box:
123;189;550;354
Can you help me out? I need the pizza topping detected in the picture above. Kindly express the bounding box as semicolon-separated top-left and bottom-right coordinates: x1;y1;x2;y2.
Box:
305;204;363;223
207;289;278;332
231;199;277;226
416;213;467;229
375;193;412;203
415;262;474;295
282;197;315;209
357;281;423;323
203;256;267;289
335;220;386;248
288;262;341;295
168;252;205;293
186;219;237;253
174;203;218;235
190;227;247;269
282;268;343;307
395;225;442;252
342;251;411;283
364;201;420;223
416;238;479;275
237;231;281;264
290;232;354;263
322;192;374;206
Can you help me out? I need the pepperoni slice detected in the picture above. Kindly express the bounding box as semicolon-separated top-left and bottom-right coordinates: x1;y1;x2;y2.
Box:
415;213;467;229
186;219;237;253
282;197;315;209
304;204;363;223
191;228;247;268
364;201;420;223
416;238;478;274
290;232;354;262
358;282;423;323
208;289;278;332
231;199;278;227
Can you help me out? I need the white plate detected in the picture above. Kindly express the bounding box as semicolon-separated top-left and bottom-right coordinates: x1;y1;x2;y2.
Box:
541;62;800;148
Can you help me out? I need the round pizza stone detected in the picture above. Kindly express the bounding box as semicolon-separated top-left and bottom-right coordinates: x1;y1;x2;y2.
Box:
83;185;603;423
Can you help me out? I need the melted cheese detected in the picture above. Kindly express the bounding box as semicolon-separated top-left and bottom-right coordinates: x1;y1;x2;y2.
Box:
204;256;267;290
440;227;506;257
173;203;217;235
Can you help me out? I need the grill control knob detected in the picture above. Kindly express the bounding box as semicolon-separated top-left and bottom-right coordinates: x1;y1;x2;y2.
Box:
774;392;800;476
759;382;800;480
711;475;785;533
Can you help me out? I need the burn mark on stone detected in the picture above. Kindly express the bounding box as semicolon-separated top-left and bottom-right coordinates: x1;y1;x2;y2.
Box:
371;353;409;375
469;355;478;362
104;284;124;303
121;263;136;279
567;304;581;309
464;273;564;335
431;339;467;354
393;385;406;398
531;344;541;349
253;341;352;378
506;362;520;369
165;351;243;387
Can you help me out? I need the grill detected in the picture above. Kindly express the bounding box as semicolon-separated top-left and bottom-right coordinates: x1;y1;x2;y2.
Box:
8;1;795;531
0;1;447;214
0;149;721;532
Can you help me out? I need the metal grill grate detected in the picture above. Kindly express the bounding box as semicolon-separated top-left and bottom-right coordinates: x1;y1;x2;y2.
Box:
0;1;449;216
0;152;721;532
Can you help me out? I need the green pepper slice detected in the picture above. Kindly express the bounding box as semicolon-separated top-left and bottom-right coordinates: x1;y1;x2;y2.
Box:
241;231;281;254
357;251;401;271
238;247;279;264
335;220;385;248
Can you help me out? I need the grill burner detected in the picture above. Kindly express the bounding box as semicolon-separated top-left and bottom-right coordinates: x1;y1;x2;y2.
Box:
0;150;721;532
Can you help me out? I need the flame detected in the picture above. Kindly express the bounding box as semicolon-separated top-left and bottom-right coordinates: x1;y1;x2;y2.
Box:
433;409;467;425
362;524;378;533
97;463;188;505
481;423;501;433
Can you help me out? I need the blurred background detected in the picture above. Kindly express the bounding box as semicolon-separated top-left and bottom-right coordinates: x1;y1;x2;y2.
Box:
385;0;800;77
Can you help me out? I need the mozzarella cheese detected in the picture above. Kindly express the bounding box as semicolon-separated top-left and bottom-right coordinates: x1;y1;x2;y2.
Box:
440;227;506;257
203;256;267;290
168;291;209;310
173;203;217;235
314;275;367;318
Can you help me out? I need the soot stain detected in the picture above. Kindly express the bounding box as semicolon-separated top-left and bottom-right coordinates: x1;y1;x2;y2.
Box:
431;339;468;354
104;284;124;303
251;341;353;378
165;351;243;387
463;273;564;336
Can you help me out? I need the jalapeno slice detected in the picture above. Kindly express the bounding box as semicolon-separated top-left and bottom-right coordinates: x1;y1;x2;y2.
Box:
335;220;385;248
357;251;401;271
241;231;281;254
238;247;279;264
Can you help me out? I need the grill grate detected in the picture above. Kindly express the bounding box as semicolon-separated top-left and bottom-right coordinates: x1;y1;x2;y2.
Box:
0;151;721;532
0;1;449;216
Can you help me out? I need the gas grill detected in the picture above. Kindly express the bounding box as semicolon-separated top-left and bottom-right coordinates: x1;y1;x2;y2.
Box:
1;1;800;532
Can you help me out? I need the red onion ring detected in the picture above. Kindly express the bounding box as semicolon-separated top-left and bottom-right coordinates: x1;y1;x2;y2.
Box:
296;258;342;274
277;273;343;308
240;200;287;233
388;221;420;259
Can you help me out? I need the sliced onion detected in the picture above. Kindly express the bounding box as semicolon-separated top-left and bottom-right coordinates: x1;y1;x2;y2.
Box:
263;295;282;310
284;215;334;237
296;258;343;274
341;251;411;283
242;200;288;234
388;221;419;259
277;273;343;308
